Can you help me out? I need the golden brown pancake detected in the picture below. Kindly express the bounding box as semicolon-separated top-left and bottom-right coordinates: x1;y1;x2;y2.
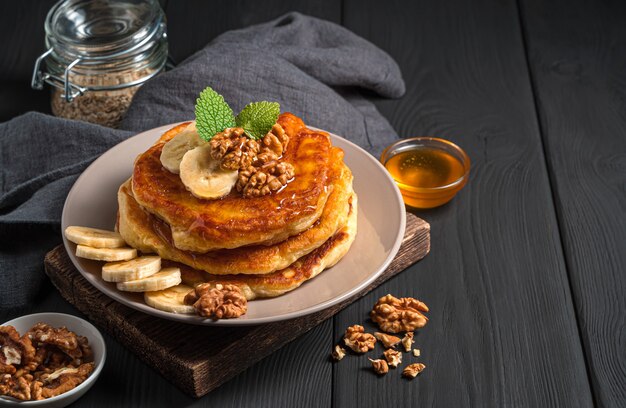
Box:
174;194;357;300
117;146;353;274
131;113;334;252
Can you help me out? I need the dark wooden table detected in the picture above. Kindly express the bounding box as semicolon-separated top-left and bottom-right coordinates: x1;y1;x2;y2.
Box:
1;0;625;407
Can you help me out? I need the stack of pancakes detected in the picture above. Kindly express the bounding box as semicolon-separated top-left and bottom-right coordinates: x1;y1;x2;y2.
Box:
117;113;357;300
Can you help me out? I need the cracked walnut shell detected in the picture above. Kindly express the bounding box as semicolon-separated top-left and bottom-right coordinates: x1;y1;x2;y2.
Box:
402;363;426;379
185;283;248;319
370;294;429;333
343;325;376;353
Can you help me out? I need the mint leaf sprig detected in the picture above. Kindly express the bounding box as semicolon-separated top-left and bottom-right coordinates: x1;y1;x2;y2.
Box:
195;87;235;142
195;86;280;141
235;101;280;140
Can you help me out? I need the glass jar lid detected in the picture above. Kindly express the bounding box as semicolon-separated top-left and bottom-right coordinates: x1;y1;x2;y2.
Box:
45;0;163;60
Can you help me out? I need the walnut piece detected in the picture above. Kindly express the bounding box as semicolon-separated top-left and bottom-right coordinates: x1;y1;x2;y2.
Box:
0;374;31;400
383;349;402;368
331;345;346;361
28;323;91;365
210;128;261;171
368;358;389;375
374;332;401;349
413;349;421;357
402;332;414;352
261;124;289;156
238;160;295;198
40;362;94;399
210;124;290;175
185;283;248;319
343;325;376;353
0;324;95;401
402;363;426;379
0;326;35;375
370;294;429;333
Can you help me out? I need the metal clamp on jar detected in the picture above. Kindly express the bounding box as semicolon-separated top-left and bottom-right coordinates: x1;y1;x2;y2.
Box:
31;0;168;128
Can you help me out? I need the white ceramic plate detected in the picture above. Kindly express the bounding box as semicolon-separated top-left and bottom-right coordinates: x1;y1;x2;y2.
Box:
61;123;405;326
0;313;106;408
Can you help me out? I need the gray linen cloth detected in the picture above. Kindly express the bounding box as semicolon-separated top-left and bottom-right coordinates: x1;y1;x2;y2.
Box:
0;12;404;309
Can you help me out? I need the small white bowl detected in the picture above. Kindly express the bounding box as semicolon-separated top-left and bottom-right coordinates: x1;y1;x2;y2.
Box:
0;313;106;408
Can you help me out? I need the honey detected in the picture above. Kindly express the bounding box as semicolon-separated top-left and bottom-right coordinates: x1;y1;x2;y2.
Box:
381;138;470;209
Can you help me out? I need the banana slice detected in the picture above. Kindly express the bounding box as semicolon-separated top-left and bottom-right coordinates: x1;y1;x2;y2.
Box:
144;285;195;314
179;144;238;199
102;256;161;282
76;245;137;262
160;122;204;174
116;267;181;292
65;226;126;248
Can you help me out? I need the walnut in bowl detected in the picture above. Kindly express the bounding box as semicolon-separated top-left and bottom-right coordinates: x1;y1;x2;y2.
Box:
0;313;105;407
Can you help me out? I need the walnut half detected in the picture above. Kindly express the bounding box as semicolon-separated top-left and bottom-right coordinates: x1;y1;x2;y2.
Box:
343;325;376;353
237;161;295;198
370;294;429;333
185;283;248;319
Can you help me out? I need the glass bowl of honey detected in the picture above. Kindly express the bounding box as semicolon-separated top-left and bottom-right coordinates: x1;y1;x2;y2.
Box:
381;137;470;209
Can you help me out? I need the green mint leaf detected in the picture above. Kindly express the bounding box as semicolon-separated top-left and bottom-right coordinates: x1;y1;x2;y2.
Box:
235;101;280;140
194;87;236;141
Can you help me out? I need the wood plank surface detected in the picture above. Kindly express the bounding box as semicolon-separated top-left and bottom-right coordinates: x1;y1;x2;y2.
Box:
3;0;625;406
163;0;340;64
38;214;428;400
334;0;595;406
0;0;56;121
518;1;626;406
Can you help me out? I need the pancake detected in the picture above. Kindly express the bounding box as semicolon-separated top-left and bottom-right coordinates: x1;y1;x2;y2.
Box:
117;147;353;274
132;112;334;252
174;194;357;300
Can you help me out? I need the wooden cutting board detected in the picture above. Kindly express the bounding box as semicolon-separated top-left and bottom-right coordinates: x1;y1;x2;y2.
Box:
43;212;429;398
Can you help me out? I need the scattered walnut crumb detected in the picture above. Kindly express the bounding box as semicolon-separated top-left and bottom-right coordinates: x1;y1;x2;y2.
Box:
374;332;401;349
413;349;421;357
184;283;247;319
343;325;376;353
383;349;402;368
402;332;414;352
368;358;389;375
331;345;346;361
402;363;426;379
370;294;429;333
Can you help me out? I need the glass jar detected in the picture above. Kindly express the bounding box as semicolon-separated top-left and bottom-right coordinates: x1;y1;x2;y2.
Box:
31;0;168;128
